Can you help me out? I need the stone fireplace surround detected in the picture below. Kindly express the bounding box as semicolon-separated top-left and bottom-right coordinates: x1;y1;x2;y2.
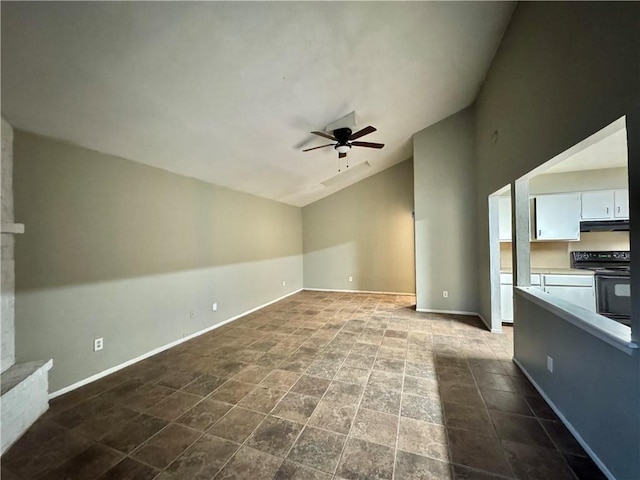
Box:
1;118;52;454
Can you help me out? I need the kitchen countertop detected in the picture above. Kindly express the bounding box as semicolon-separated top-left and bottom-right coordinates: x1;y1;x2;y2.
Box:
500;268;595;276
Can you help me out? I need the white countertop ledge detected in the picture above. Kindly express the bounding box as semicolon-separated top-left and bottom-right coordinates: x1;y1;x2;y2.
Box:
515;286;637;355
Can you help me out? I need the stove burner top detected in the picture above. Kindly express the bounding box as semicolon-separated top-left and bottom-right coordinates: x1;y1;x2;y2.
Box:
571;251;631;274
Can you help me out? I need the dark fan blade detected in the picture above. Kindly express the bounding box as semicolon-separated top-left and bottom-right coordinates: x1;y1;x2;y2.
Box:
352;141;384;149
311;131;336;141
339;152;347;159
303;143;335;152
349;126;376;140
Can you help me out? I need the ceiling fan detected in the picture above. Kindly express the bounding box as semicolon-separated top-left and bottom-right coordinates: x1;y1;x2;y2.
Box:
302;126;384;158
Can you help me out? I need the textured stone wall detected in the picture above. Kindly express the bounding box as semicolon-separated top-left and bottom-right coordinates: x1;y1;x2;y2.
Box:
0;120;52;451
1;118;16;373
1;361;51;454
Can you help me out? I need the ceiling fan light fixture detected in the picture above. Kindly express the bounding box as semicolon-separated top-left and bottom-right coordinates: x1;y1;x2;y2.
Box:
335;144;351;154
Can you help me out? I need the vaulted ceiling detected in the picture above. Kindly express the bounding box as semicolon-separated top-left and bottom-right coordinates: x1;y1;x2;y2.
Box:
1;2;514;206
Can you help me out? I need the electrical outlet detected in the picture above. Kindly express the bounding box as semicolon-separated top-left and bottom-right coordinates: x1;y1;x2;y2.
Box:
93;338;103;352
443;291;449;298
348;276;353;282
212;303;218;312
282;280;286;287
190;311;195;319
547;355;554;373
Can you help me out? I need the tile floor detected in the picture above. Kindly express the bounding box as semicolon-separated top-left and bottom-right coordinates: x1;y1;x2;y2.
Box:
2;291;606;479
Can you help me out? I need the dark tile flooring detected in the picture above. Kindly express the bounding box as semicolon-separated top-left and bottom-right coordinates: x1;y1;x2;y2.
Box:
2;291;606;480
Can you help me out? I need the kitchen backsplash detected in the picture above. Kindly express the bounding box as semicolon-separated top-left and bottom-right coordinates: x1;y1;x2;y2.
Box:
500;231;630;269
568;231;630;252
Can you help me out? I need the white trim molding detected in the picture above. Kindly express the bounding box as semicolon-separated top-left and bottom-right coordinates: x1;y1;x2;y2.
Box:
49;289;303;399
513;358;615;480
416;307;480;316
416;308;503;333
304;288;415;296
477;313;502;333
1;223;24;234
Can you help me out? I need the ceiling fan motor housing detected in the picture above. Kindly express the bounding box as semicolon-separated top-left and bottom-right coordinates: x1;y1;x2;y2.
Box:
333;128;352;146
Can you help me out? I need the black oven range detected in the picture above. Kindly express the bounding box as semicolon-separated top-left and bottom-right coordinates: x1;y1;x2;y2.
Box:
571;251;631;326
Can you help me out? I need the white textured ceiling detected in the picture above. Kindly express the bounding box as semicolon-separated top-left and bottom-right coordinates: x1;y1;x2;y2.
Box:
1;2;514;206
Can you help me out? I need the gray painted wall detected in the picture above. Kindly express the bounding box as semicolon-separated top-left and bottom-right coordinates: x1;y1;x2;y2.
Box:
476;2;639;324
514;292;639;478
14;132;303;392
302;159;415;294
475;3;639;478
413;108;478;314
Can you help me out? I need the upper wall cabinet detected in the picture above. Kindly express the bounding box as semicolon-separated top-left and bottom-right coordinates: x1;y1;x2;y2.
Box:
498;196;512;241
534;193;581;241
501;189;628;243
614;189;629;218
581;189;629;220
581;190;614;219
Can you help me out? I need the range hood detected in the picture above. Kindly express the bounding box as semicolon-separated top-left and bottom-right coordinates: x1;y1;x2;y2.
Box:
580;219;630;232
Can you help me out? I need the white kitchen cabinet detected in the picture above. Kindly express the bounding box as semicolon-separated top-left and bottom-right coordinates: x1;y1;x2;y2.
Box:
501;284;513;322
580;189;629;220
542;274;596;312
543;274;594;287
501;272;596;323
498;196;512;241
614;189;629;218
534;193;581;241
500;273;541;285
544;286;596;312
500;274;541;323
581;190;614;220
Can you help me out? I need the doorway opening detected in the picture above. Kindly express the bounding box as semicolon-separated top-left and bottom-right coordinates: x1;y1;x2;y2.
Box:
489;117;630;333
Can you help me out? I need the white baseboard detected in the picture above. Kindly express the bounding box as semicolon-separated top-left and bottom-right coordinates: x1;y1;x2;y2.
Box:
416;307;480;317
303;288;415;296
417;309;503;333
512;358;615;480
49;289;303;399
477;313;502;332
